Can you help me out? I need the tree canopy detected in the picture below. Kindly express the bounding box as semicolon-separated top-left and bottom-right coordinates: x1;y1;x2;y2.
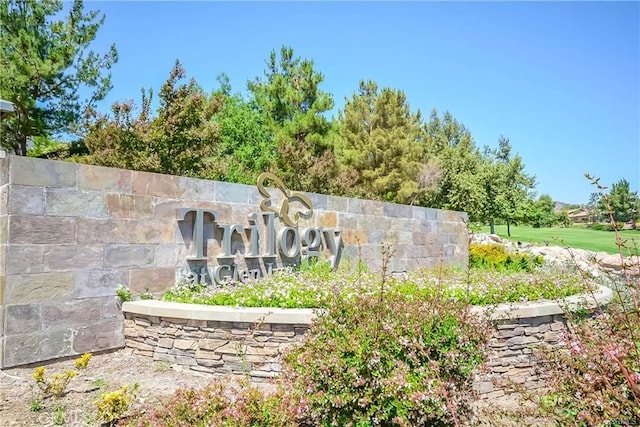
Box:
0;0;117;155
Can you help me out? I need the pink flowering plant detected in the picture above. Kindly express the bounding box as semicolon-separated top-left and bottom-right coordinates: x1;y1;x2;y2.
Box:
528;176;640;425
283;248;491;426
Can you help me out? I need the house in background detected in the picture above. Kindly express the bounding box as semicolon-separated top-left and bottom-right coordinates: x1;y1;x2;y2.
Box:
567;207;590;224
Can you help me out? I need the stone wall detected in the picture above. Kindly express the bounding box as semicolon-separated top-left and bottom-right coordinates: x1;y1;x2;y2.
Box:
121;293;610;397
0;155;468;368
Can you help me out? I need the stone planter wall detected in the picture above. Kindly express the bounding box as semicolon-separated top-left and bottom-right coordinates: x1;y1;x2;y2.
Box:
123;286;612;395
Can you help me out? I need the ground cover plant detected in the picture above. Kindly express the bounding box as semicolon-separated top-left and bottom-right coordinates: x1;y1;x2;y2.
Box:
163;261;594;309
481;224;639;255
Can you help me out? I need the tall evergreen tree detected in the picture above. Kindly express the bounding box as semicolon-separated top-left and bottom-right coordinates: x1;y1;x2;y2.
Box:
335;80;424;204
0;0;117;155
248;46;336;193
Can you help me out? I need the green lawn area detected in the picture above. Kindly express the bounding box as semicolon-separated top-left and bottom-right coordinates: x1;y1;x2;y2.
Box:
480;225;640;255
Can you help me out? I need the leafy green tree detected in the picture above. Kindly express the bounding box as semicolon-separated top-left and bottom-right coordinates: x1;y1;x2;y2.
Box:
602;179;638;224
486;136;536;236
335;80;425;204
0;0;117;155
526;194;557;228
85;61;221;177
248;46;336;193
210;77;275;184
421;110;487;220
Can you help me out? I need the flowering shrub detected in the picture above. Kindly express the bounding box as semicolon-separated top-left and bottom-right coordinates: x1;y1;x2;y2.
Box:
283;264;490;426
32;353;93;399
520;176;640;425
123;379;301;426
163;264;592;309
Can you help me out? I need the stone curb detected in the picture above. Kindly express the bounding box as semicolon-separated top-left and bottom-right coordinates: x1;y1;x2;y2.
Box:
123;285;612;324
122;300;317;324
470;285;613;320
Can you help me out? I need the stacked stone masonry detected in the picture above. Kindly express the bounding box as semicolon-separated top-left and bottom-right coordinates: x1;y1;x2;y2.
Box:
123;302;571;397
124;313;309;382
0;155;468;368
473;314;567;400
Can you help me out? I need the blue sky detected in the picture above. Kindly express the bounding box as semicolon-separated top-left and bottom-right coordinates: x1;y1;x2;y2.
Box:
86;1;639;205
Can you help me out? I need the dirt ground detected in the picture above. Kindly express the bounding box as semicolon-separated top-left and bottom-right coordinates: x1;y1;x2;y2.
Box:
0;348;228;427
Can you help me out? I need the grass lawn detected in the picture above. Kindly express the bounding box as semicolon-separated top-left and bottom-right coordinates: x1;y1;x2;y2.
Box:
480;225;640;255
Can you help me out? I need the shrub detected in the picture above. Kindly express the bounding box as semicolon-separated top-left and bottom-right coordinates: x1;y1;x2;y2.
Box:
283;264;490;426
95;383;138;425
469;243;544;272
123;379;301;426
518;175;640;425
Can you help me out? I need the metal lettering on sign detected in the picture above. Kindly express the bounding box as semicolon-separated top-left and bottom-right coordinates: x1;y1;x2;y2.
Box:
257;172;313;227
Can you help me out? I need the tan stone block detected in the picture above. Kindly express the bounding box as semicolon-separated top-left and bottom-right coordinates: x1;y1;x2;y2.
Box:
5;272;74;304
0;276;4;306
316;212;337;228
43;245;103;272
158;338;173;348
73;320;124;353
173;339;196;350
198;339;228;351
129;268;175;293
106;194;153;218
244;345;280;356
132;172;181;198
195;349;222;360
45;189;105;217
79;164;132;192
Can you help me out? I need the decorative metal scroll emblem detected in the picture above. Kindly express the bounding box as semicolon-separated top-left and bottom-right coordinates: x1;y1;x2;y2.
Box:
256;172;313;227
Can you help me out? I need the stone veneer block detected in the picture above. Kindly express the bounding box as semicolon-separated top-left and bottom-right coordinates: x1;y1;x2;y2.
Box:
0;216;6;242
326;195;349;212
75;269;129;298
79;164;132;192
76;218;131;244
5;272;74;304
383;203;413;218
3;329;73;367
180;176;216;201
43;245;103;272
214;181;251;204
129;268;176;293
73;320;124;353
0;157;8;186
105;194;154;219
41;298;103;330
305;192;327;211
4;303;41;335
131;220;176;244
8;185;45;215
9;215;76;244
6;245;44;274
132;171;181;198
0;275;5;305
45;189;106;217
104;244;154;268
10;157;77;188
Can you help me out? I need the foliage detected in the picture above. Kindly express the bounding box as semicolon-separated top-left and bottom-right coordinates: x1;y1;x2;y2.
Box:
211;86;275;184
0;0;117;155
115;285;133;302
526;194;558;228
84;61;221;177
469;243;544;272
32;353;91;399
335;80;425;204
248;46;337;193
284;253;489;426
420;110;487;220
601;178;639;225
163;261;592;308
124;379;301;426
74;352;92;370
512;175;640;425
95;383;138;425
483;136;536;236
